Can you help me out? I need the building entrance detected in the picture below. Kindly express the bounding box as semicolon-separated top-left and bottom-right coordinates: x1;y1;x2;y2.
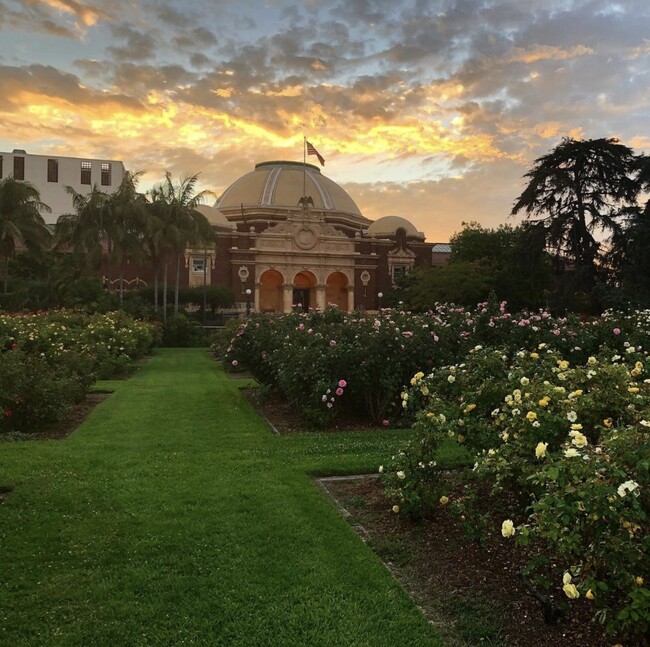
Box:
292;288;309;311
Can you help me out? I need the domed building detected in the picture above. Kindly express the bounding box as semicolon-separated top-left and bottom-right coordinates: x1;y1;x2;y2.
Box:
122;160;449;313
184;160;447;313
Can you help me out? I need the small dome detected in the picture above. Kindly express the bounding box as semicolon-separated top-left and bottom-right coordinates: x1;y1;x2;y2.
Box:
195;204;230;229
367;216;425;240
216;160;363;218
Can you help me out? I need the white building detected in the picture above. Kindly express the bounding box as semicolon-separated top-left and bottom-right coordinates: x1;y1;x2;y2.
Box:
0;149;126;225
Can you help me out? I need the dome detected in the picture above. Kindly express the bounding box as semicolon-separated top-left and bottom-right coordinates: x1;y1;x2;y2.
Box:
216;161;363;218
366;216;425;240
195;204;231;229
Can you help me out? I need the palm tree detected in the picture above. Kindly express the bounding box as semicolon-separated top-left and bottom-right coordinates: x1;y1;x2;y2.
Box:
0;177;52;294
146;173;214;320
512;137;641;293
54;185;109;272
106;171;147;305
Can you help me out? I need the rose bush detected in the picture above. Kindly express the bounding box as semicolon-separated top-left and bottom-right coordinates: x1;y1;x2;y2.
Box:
0;310;159;434
219;300;650;428
383;335;649;642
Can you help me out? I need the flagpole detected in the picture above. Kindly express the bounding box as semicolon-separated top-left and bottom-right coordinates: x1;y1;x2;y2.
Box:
302;135;306;199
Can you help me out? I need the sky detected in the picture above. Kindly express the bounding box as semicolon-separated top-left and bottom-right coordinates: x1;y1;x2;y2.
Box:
0;0;648;242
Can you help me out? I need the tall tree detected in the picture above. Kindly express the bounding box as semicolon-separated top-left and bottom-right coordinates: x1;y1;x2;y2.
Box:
0;177;51;294
511;137;641;294
146;173;214;320
106;171;147;305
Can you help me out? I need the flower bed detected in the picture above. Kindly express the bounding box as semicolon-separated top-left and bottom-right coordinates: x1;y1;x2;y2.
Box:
221;302;649;641
0;310;159;434
383;339;649;643
220;301;649;428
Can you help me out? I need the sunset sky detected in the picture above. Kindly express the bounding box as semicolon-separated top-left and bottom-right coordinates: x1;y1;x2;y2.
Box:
0;0;648;241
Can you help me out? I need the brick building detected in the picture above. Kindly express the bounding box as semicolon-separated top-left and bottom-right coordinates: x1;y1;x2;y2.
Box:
177;160;449;313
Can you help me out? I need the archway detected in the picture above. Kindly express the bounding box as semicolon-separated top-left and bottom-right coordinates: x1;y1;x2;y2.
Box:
293;270;317;311
259;269;284;313
325;271;349;311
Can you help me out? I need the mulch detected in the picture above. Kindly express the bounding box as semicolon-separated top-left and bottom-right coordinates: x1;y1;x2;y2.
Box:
323;476;619;647
1;393;110;442
240;386;382;434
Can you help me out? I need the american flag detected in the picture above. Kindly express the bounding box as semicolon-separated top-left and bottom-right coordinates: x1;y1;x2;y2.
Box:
306;140;325;166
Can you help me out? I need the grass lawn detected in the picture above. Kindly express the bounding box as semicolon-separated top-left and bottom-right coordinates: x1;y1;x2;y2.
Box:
0;348;451;646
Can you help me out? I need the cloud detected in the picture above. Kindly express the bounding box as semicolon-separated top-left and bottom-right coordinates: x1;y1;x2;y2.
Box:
1;0;649;242
2;0;116;37
107;23;158;62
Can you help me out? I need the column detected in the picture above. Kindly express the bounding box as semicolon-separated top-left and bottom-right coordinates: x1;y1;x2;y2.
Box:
283;284;293;313
347;285;355;312
316;284;326;311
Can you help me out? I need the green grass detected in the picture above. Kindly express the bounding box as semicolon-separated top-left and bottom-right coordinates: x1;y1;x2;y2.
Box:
0;348;451;646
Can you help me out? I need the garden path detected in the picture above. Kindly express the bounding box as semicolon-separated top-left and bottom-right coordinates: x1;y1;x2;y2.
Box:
0;348;441;646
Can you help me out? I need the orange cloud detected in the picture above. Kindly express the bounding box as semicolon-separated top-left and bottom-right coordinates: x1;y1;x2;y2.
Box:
507;44;595;64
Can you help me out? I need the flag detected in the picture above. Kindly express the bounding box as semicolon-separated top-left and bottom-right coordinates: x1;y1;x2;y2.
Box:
306;140;325;166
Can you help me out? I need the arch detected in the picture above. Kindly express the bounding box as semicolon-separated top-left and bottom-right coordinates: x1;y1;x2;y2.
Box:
325;271;349;311
259;269;284;313
292;270;317;311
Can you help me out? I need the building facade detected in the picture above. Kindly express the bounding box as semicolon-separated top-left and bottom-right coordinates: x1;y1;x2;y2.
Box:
0;149;126;224
179;160;450;313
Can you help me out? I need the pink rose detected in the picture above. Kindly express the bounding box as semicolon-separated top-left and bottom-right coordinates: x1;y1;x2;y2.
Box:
613;328;621;335
335;387;344;396
382;419;389;427
231;360;238;367
338;379;347;388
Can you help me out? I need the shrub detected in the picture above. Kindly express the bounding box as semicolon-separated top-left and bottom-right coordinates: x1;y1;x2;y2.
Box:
383;339;650;642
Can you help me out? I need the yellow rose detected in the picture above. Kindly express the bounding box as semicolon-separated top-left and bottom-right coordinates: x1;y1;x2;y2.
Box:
457;434;465;444
539;397;550;407
526;411;537;421
501;519;515;537
636;577;645;586
563;583;580;599
530;352;539;359
535;442;548;459
571;432;588;448
629;386;640;394
586;589;595;600
603;418;613;428
392;505;400;513
558;360;569;370
439;496;449;505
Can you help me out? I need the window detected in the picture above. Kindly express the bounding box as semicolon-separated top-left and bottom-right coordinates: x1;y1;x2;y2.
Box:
13;156;25;181
47;159;59;183
191;257;206;273
101;162;111;186
80;161;91;185
392;265;408;281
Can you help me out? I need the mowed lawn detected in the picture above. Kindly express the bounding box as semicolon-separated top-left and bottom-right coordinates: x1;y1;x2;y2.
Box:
0;348;442;646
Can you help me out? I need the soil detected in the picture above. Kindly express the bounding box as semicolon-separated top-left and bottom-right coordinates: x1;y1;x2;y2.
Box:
240;387;380;434
1;392;110;442
322;476;620;647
